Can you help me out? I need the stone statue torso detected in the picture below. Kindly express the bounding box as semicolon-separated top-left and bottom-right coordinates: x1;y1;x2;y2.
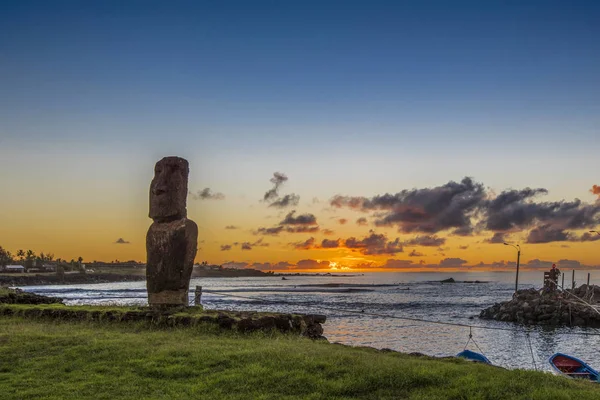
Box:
146;157;198;307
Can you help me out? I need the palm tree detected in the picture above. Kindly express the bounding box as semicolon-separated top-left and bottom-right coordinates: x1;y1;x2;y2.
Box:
25;250;36;269
0;247;13;266
16;250;25;261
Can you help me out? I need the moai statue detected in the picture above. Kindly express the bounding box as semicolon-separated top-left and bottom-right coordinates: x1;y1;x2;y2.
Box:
146;156;198;307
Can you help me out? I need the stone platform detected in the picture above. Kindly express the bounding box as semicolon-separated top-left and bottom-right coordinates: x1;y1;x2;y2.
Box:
0;303;327;339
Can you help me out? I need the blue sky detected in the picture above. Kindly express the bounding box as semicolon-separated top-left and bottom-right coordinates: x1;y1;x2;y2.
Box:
1;1;599;264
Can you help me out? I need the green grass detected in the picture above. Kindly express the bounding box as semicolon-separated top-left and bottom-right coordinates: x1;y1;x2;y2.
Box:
0;317;598;399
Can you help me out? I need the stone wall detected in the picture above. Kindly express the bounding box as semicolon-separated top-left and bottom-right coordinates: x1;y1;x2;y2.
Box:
0;304;327;340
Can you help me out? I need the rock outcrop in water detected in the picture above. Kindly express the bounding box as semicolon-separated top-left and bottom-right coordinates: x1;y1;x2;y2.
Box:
146;157;198;307
480;286;600;328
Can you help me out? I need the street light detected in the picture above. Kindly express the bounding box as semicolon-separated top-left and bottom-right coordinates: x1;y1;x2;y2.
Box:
504;242;521;294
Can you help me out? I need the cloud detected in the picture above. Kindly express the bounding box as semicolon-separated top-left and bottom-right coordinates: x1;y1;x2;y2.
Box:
190;188;225;200
221;261;248;269
114;238;130;244
344;231;403;255
485;232;507;244
403;235;446;247
525;259;599;270
296;259;331;270
264;172;288;201
224;225;238;230
291;237;340;250
223;238;269;251
252;238;269;247
254;225;318;235
526;225;573;244
592;185;600;198
356;217;368;226
577;232;600;242
331;178;600;243
286;226;320;233
254;210;319;236
322;229;335;236
250;261;294;271
380;259;414;269
338;218;348;225
330;177;485;234
439;258;468;267
321;239;341;248
485;188;600;240
459;245;469;250
254;226;285;236
408;249;424;257
452;226;474;236
484;188;548;231
269;194;300;209
292;231;403;254
292;237;316;250
525;259;554;269
280;211;318;225
262;172;299;208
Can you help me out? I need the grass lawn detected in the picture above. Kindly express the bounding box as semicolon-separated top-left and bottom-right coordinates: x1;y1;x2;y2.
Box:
0;317;598;399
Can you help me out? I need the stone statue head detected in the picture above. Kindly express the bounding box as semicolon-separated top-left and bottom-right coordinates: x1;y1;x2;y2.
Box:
149;156;189;221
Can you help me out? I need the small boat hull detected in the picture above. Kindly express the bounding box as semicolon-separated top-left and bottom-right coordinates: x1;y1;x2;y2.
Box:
548;353;599;382
456;350;492;364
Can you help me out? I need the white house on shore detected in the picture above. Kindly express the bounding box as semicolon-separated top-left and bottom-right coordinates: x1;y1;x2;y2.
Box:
2;265;25;273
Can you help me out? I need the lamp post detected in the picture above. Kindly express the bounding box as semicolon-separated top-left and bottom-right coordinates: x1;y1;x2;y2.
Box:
504;242;521;294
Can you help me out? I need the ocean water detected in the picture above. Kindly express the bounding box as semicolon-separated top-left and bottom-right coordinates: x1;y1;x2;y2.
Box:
19;270;600;372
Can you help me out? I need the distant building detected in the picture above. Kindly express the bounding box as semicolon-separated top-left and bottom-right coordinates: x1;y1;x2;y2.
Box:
41;264;56;272
4;265;25;273
194;264;222;271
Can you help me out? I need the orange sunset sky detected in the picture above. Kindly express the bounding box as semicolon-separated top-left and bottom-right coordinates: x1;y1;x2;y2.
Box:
1;159;599;272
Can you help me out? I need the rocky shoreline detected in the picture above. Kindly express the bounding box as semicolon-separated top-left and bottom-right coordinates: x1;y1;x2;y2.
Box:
480;285;600;328
0;273;146;287
0;287;64;305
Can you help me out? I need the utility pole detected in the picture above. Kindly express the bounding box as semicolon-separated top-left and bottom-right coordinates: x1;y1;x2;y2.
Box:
504;242;521;294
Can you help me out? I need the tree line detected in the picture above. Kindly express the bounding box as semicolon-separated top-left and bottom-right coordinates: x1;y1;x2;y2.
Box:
0;245;84;271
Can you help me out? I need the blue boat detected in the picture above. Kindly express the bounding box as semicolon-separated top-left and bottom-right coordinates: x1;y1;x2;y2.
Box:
456;349;492;364
548;353;599;382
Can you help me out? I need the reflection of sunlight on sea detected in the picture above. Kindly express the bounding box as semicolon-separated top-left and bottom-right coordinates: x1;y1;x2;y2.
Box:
20;271;600;371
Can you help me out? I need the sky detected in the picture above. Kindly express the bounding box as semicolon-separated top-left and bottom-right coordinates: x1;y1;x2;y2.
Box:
1;1;599;272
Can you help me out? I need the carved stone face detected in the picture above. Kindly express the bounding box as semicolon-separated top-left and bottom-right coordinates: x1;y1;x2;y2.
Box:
149;157;189;221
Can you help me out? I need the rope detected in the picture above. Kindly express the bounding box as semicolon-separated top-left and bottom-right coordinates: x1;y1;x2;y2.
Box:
201;289;600;337
470;336;486;357
526;331;537;371
550;280;600;317
463;326;472;351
